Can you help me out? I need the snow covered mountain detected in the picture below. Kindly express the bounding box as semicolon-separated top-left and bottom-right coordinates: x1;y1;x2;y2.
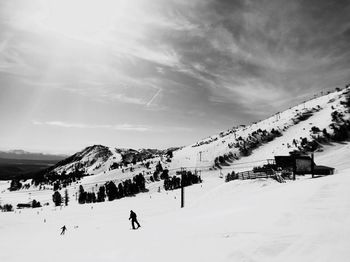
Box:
49;145;121;175
43;87;349;178
48;145;173;176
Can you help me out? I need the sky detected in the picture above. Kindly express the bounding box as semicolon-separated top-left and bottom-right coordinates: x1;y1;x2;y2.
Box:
0;0;349;154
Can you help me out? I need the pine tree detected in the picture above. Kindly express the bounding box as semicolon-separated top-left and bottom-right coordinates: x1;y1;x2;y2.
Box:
166;150;173;158
97;186;106;202
153;171;159;181
105;181;118;201
156;161;163;172
53;181;60;191
160;169;169;180
64;189;69;206
32;199;41;208
118;183;124;198
78;185;86;204
2;204;13;212
52;191;62;206
9;179;22;191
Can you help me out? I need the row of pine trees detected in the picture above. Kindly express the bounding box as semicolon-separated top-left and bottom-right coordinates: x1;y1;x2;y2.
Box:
52;173;147;206
78;173;146;204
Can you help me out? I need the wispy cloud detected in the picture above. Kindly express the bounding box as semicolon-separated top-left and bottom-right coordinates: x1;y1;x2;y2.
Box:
1;0;350;151
32;120;151;132
32;120;194;134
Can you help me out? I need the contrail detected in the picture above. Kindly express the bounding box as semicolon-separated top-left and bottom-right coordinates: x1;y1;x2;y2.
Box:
146;88;161;106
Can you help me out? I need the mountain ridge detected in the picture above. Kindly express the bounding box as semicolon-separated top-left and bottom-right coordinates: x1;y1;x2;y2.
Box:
39;86;349;177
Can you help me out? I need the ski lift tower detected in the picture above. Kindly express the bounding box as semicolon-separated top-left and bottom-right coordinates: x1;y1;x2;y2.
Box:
196;150;208;177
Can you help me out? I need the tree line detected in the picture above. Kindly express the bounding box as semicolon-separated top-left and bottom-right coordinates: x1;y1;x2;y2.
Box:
164;171;202;191
77;173;147;204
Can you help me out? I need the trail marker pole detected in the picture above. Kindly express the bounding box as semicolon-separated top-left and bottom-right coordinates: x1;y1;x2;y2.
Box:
293;158;296;181
311;153;315;178
181;169;185;208
181;184;185;208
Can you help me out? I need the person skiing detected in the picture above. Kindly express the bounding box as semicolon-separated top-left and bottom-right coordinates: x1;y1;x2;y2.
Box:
129;210;141;229
60;225;67;235
275;167;284;183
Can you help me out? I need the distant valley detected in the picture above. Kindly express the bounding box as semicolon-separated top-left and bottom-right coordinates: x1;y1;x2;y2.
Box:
0;150;67;180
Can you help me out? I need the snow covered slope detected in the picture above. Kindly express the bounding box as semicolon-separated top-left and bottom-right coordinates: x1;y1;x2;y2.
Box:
170;87;350;170
48;145;170;177
0;87;349;262
51;145;122;175
1;142;350;262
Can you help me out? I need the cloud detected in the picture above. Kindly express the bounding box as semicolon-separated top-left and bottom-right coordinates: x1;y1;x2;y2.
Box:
2;0;350;149
32;120;194;134
32;120;151;132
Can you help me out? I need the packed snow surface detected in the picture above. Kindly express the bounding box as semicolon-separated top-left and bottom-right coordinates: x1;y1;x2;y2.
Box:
1;142;350;262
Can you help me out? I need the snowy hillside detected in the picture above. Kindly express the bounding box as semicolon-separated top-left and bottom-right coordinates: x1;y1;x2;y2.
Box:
24;87;348;182
48;145;171;177
50;145;122;175
170;87;350;171
1;142;350;262
0;87;349;262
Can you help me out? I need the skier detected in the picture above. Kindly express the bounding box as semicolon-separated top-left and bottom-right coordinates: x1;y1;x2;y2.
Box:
276;167;282;176
275;167;284;183
129;210;141;229
60;225;67;235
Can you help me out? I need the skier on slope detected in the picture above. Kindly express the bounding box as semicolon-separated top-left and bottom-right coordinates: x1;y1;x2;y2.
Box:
275;167;283;183
129;210;141;229
60;225;67;235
